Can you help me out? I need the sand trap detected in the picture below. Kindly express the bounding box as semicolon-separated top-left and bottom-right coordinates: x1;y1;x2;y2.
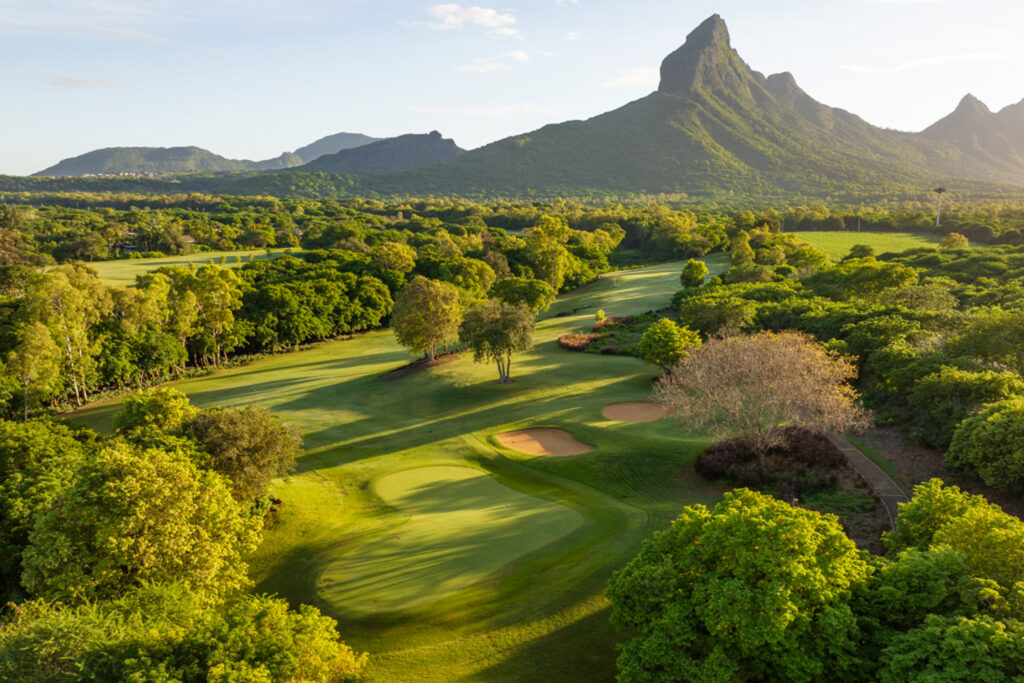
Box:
496;428;594;456
602;402;670;423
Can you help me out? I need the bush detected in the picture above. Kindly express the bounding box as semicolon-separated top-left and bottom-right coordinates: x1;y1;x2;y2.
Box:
694;427;847;499
947;398;1024;491
557;333;598;351
909;368;1024;449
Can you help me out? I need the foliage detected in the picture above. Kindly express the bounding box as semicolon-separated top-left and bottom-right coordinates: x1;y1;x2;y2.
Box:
655;331;868;465
947;398;1024;492
185;405;302;502
458;300;534;382
391;275;462;362
21;441;260;603
113;386;199;436
679;258;709;288
489;277;556;313
607;489;868;682
909;368;1024;449
939;232;969;250
0;583;368;682
633;318;701;370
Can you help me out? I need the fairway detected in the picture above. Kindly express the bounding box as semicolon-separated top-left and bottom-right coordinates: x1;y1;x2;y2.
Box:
68;252;730;681
793;231;941;259
81;248;299;286
320;466;584;614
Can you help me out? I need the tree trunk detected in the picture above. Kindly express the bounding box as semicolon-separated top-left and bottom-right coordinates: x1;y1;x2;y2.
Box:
428;343;435;363
22;385;29;421
504;353;512;382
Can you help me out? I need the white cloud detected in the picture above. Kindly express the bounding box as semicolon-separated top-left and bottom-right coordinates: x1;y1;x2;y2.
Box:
554;0;579;5
564;30;580;41
424;4;521;38
50;76;118;88
458;49;529;73
841;53;1009;74
601;67;659;88
405;103;537;118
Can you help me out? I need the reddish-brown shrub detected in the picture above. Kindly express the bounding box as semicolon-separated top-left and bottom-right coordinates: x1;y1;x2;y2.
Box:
557;333;599;351
593;316;632;331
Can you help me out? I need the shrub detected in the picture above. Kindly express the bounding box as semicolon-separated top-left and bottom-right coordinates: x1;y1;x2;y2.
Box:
909;368;1024;449
947;398;1024;491
557;333;598;351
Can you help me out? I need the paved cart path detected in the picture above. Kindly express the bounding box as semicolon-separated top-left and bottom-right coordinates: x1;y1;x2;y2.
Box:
829;432;908;529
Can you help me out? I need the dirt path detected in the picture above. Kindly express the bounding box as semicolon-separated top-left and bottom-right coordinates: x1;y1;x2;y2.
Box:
828;432;908;529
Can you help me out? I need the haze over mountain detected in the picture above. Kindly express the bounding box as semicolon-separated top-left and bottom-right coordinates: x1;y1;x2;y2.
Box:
33;131;380;177
297;131;463;175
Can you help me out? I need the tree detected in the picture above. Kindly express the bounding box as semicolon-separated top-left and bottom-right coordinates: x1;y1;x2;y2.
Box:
607;489;869;682
21;441;260;603
391;275;462;362
654;331;868;468
844;244;875;260
909;368;1024;449
0;583;368;682
6;322;61;420
0;419;89;602
113;387;199;436
489;277;556;313
679;258;709;288
939;232;969;250
947;398;1024;492
371;241;417;273
730;230;755;265
634;318;701;371
459;300;534;382
185;405;302;502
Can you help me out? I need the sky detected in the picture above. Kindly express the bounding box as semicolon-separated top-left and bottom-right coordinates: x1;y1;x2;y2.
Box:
2;0;1023;175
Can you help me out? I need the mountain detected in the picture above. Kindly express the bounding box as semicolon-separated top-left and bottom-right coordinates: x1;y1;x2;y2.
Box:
33;131;380;177
293;132;381;164
297;131;464;174
351;15;1024;197
922;94;1024;174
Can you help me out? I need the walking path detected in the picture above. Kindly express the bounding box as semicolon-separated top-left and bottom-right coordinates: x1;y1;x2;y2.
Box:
828;432;908;529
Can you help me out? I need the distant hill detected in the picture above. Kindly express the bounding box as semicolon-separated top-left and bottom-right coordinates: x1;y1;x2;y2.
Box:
922;94;1024;176
33;131;381;177
293;132;381;164
297;132;464;174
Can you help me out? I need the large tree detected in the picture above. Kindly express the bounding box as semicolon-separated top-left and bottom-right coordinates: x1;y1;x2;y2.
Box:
391;275;462;361
608;489;869;682
654;331;867;467
459;300;534;382
6;322;61;420
489;277;556;313
185;405;302;503
21;441;259;602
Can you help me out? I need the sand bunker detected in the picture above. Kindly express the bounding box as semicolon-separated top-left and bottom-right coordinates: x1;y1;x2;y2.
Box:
496;428;594;456
602;402;670;423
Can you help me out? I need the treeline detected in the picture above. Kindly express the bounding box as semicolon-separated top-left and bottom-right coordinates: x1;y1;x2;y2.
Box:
0;214;622;415
7;192;1024;267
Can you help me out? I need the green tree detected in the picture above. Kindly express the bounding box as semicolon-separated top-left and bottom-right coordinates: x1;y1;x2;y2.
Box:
909;368;1024;449
459;300;534;382
948;398;1024;492
608;489;869;682
0;419;89;602
939;232;969;250
679;258;709;288
634;318;701;371
489;277;556;313
185;405;302;502
6;322;61;420
730;230;755;266
0;583;368;682
21;441;260;603
113;387;199;436
391;275;462;361
371;241;417;273
879;615;1024;681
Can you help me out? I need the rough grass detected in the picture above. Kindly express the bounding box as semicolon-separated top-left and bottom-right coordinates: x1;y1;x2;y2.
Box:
792;231;943;260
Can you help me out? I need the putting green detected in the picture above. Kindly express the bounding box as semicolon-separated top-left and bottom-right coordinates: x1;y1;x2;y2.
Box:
318;466;584;614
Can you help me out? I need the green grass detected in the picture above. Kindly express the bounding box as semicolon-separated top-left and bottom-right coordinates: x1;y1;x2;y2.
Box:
792;231;942;260
80;248;299;286
70;258;728;681
321;466;584;614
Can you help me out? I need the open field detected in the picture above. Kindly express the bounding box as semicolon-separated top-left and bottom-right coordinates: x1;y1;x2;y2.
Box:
793;231;942;259
71;254;732;681
81;247;298;286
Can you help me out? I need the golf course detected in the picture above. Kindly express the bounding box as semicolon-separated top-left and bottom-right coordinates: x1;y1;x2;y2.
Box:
68;233;905;680
72;255;732;681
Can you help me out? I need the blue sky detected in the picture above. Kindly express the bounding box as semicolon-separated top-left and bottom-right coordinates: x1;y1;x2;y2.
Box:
2;0;1022;175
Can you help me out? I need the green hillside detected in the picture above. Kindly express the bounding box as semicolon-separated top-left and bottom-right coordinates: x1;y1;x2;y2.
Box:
298;131;463;174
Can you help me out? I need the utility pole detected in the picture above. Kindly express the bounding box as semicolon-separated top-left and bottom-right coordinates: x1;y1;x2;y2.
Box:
934;187;947;227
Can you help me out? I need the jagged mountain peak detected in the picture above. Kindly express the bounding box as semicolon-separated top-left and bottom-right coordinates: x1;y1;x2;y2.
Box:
658;14;748;97
955;93;992;116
